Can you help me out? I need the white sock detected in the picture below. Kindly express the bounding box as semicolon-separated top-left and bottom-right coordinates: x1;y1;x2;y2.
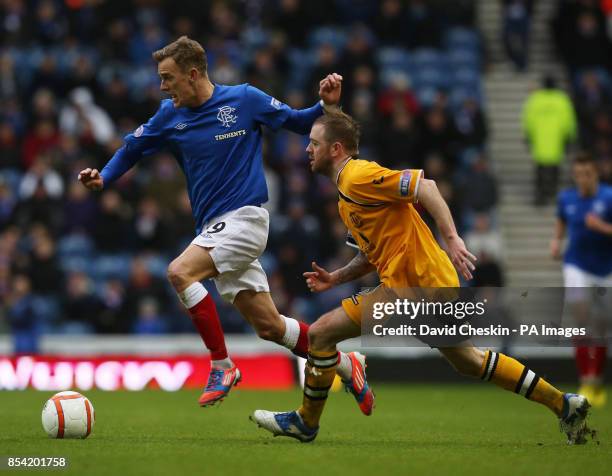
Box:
178;282;207;308
336;352;352;380
280;315;300;350
211;358;233;370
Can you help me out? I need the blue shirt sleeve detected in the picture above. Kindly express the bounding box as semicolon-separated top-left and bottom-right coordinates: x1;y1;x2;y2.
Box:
605;187;612;222
246;85;323;134
101;102;168;184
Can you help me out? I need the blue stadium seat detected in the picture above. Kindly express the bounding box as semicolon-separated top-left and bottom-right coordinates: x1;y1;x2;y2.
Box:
450;87;484;109
412;48;446;69
286;48;316;89
416;86;439;107
59;255;92;274
144;253;169;279
573;68;612;94
240;27;271;51
307;27;347;52
0;168;23;196
259;250;278;276
448;48;481;70
57;234;95;259
204;41;245;76
380;69;414;89
127;66;159;100
444;27;480;52
59;321;95;335
376;47;411;70
453;68;480;89
31;295;61;329
92;254;132;281
414;67;451;90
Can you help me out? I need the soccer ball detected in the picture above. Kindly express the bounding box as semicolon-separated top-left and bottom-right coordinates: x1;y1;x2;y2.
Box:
41;391;95;439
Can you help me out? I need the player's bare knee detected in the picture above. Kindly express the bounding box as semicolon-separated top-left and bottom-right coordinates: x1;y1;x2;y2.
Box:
254;321;284;343
166;261;189;291
307;319;329;351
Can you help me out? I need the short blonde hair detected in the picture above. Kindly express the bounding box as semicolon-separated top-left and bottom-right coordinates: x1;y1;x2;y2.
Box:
314;112;361;154
152;36;207;74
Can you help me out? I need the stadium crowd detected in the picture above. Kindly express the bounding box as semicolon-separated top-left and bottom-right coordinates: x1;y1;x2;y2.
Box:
552;0;612;184
0;0;502;350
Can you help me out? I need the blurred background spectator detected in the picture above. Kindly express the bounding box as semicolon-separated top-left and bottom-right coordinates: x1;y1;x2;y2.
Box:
522;74;577;205
502;0;535;72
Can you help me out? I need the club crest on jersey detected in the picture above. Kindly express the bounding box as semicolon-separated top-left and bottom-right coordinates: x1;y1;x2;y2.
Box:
349;212;362;228
399;171;411;196
217;106;237;128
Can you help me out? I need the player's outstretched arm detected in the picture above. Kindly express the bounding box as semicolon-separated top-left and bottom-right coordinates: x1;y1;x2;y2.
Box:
304;252;375;293
585;213;612;236
550;218;566;259
417;178;477;280
78;168;104;191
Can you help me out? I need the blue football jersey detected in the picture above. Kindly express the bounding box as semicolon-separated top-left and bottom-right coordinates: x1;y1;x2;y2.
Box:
101;84;323;233
557;184;612;276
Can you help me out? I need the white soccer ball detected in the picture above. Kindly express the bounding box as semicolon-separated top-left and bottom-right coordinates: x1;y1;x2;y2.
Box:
41;391;95;439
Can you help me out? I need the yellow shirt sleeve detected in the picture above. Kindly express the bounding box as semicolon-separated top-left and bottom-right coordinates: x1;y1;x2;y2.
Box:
343;161;423;204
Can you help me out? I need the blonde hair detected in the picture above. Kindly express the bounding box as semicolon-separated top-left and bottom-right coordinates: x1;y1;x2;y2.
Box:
152;36;207;74
314;112;361;154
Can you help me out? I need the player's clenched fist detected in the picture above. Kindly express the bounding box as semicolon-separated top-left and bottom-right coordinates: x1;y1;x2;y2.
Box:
78;168;104;191
319;73;343;107
303;261;337;293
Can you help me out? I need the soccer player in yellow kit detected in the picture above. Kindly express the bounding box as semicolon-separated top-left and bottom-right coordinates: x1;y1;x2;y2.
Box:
251;112;592;444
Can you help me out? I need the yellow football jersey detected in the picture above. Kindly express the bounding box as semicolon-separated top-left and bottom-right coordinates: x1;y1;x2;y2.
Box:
336;158;458;288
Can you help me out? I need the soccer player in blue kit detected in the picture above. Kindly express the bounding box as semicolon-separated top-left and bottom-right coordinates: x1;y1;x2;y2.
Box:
551;153;612;407
78;37;373;412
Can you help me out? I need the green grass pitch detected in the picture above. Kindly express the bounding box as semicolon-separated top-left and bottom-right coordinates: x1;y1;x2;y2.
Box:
0;384;611;476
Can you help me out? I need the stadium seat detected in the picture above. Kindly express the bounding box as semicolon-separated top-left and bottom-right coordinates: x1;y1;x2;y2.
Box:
59;321;95;335
380;69;414;89
259;250;278;275
59;255;93;275
448;48;481;70
127;66;160;100
57;234;95;259
286;48;316;89
376;47;411;70
92;254;132;281
0;168;23;196
414;67;451;90
416;86;439;107
444;27;481;52
450;87;484;109
240;27;271;51
412;48;446;69
573;67;612;94
143;253;169;279
453;68;480;89
307;27;347;52
31;295;61;329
